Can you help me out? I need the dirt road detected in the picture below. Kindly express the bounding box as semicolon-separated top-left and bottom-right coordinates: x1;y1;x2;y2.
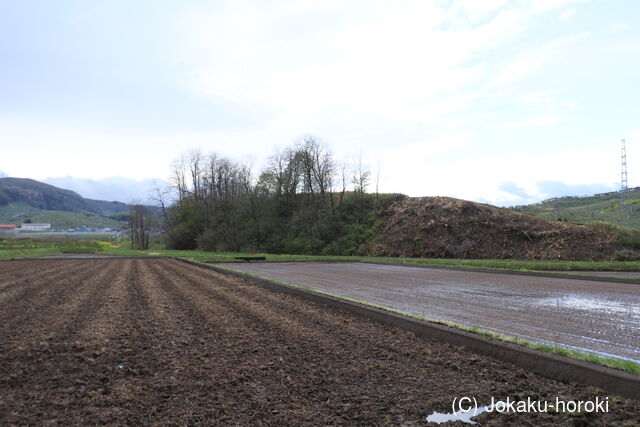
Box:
218;262;640;362
1;258;638;424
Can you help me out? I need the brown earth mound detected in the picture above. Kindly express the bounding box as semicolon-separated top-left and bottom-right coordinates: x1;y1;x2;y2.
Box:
369;196;633;260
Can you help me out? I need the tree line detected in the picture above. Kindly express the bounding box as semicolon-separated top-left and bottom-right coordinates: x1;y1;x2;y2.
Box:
161;136;401;255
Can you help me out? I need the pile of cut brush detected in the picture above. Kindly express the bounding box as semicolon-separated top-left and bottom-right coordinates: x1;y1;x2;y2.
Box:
368;196;634;260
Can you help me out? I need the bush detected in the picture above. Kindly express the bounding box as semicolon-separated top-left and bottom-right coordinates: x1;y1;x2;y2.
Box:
587;221;619;235
166;223;199;250
613;249;640;261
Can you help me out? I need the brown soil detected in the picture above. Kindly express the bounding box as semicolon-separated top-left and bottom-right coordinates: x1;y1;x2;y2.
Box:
1;258;638;425
370;196;629;260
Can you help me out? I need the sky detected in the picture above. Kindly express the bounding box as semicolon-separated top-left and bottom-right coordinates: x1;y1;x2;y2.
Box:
1;0;639;205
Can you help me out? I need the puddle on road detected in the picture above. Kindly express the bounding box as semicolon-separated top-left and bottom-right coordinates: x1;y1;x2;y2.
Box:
537;295;639;316
426;402;501;424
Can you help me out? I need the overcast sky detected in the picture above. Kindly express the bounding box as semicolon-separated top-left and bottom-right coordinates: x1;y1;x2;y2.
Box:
1;0;639;205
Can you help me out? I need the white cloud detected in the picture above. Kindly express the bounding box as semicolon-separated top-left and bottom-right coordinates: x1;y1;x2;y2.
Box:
520;90;555;104
376;142;622;205
172;0;583;180
5;0;635;209
452;0;510;23
176;2;541;128
489;32;590;88
503;114;571;128
0;116;261;181
611;23;630;33
560;8;577;21
43;176;170;204
529;0;591;14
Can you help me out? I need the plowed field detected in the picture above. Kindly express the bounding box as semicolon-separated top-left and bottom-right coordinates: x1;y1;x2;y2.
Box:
1;258;638;425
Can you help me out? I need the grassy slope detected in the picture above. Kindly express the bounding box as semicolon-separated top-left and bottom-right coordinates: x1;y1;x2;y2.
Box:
515;188;640;229
0;202;123;229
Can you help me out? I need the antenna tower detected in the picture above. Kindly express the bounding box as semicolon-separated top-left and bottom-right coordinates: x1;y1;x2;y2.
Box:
621;138;628;191
620;138;630;227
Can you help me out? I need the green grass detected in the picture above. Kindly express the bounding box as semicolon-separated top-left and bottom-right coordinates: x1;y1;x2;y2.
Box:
514;188;640;229
203;262;640;376
0;237;117;260
101;248;640;272
463;327;639;375
5;238;640;272
0;202;124;229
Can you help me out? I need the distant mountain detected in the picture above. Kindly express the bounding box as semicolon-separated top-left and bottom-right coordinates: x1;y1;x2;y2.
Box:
513;188;640;229
0;177;129;216
43;176;170;204
0;177;138;228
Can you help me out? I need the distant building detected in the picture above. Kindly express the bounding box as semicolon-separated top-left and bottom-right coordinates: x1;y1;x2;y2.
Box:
0;224;17;235
20;223;51;231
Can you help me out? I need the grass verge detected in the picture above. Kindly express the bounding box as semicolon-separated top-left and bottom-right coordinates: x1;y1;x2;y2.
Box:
0;238;115;260
4;237;640;272
99;248;640;272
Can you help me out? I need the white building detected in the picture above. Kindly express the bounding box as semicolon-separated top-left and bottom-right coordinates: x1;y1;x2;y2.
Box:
20;223;51;231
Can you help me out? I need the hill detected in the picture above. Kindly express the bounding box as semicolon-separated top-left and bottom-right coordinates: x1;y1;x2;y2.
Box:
513;188;640;229
368;196;638;261
0;177;130;228
0;177;129;215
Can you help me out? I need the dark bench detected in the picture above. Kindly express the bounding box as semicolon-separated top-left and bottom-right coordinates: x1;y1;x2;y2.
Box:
234;256;266;262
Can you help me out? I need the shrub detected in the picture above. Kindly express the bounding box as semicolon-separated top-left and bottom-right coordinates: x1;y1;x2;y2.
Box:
613;249;640;261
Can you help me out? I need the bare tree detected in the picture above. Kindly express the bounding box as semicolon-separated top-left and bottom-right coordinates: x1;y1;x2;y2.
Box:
352;155;370;223
352;155;370;195
339;160;348;203
375;158;382;204
166;137;352;253
129;203;151;250
170;155;188;205
186;148;204;202
150;181;172;236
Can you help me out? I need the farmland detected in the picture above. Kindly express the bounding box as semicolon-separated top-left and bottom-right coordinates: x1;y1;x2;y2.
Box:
1;257;639;424
221;262;640;365
0;202;123;229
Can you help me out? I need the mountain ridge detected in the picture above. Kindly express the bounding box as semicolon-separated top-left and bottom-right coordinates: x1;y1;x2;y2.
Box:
0;177;136;228
0;177;129;216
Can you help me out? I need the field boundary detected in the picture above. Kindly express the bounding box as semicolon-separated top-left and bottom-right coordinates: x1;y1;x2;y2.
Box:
219;259;640;285
3;255;171;261
360;261;640;285
176;257;640;400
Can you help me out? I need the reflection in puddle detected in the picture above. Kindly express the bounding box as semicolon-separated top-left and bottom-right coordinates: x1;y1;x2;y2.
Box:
537;295;639;315
426;402;501;424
